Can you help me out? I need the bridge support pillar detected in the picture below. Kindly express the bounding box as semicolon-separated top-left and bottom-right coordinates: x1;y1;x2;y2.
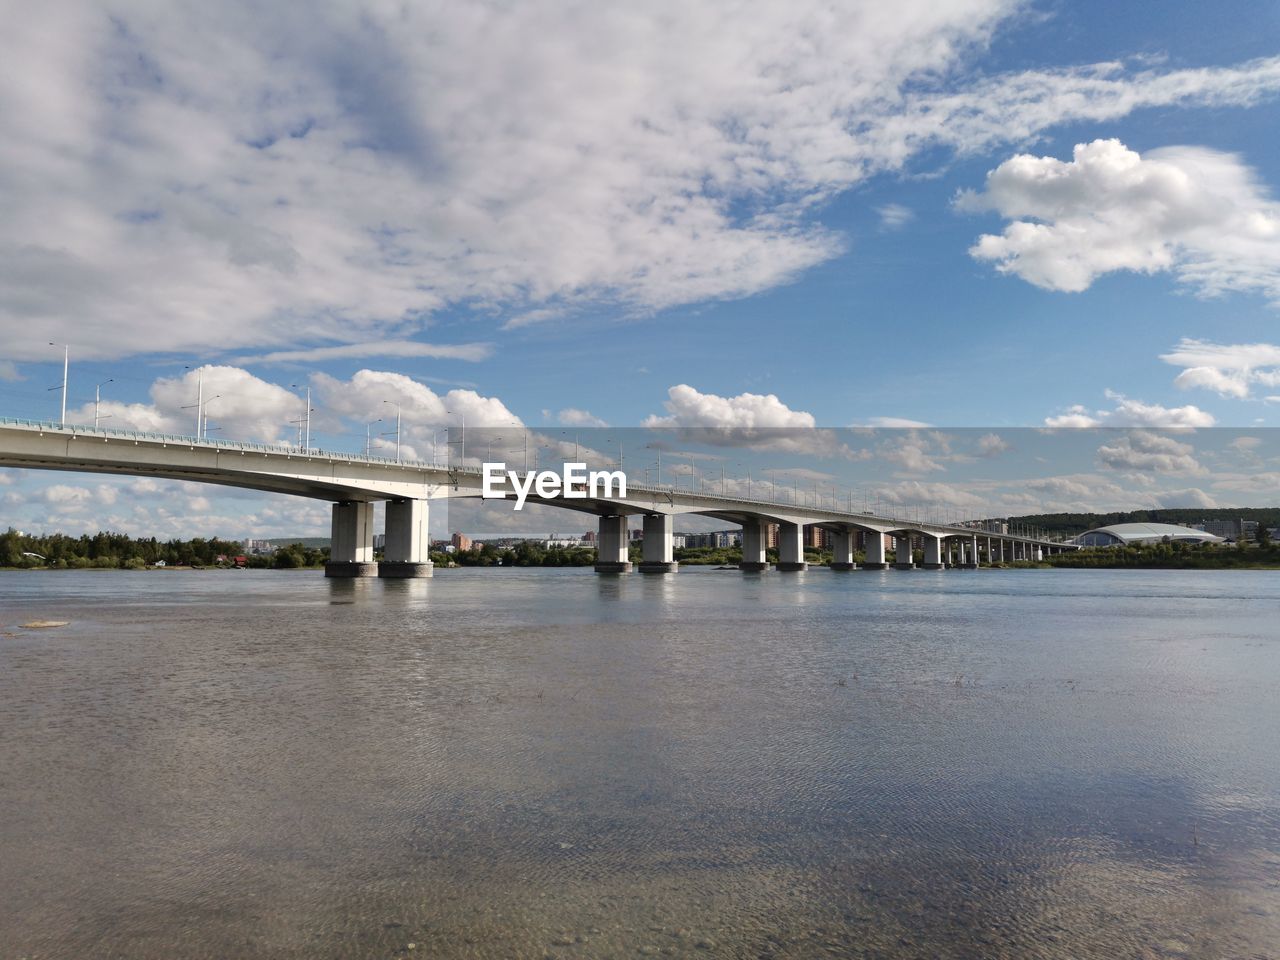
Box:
594;515;632;573
964;534;979;569
740;518;769;571
863;531;888;569
777;521;806;571
1034;545;1043;562
922;535;945;569
326;501;378;577
380;498;433;578
829;529;857;570
894;534;914;570
639;513;677;573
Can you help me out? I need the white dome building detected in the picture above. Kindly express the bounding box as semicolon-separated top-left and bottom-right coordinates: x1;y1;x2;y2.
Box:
1073;523;1225;547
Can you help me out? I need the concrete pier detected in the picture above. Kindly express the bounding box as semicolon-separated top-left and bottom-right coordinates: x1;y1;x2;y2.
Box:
863;531;888;570
776;521;807;571
894;534;914;570
380;498;433;578
325;501;377;577
740;518;769;571
594;514;632;573
829;529;857;570
638;513;678;573
964;534;979;569
922;535;945;569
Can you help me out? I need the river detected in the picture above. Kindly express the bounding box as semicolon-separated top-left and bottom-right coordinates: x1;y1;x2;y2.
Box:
2;567;1278;958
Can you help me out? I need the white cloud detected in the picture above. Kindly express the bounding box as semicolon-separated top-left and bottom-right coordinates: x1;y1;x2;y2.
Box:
1044;391;1215;429
69;365;303;443
962;139;1280;303
1153;487;1217;509
313;368;521;464
237;340;494;365
1160;338;1280;398
5;7;1280;359
1096;430;1204;474
643;384;841;454
856;416;933;429
882;437;947;474
877;204;914;229
0;360;21;382
42;484;92;505
557;408;608;428
975;432;1009;456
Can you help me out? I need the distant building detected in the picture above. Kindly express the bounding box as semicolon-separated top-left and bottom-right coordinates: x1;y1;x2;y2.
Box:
243;538;274;555
582;530;596;543
373;533;386;550
1074;523;1224;547
452;532;472;552
804;524;831;549
1199;518;1258;541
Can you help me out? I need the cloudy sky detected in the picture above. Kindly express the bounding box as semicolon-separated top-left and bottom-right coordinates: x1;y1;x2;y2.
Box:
3;0;1280;538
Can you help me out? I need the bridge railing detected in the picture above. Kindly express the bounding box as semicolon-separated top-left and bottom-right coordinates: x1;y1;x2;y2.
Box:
1;416;1067;544
0;415;424;468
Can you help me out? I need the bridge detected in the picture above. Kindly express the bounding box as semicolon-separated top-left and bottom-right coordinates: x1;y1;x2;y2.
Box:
0;417;1075;577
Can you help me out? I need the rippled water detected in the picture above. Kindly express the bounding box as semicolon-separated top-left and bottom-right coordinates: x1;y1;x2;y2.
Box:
2;567;1278;959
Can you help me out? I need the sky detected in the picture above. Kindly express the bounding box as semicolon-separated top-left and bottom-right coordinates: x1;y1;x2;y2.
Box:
2;0;1280;539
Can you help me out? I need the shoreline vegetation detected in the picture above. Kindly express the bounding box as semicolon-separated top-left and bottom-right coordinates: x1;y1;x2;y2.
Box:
6;528;1280;572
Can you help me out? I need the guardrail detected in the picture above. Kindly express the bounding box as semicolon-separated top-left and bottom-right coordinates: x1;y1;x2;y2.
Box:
0;416;1066;543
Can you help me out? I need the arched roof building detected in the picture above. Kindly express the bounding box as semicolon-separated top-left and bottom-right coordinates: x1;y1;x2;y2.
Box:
1073;522;1225;548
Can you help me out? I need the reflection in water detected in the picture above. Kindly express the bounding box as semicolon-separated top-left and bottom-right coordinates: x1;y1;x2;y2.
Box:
1;568;1278;958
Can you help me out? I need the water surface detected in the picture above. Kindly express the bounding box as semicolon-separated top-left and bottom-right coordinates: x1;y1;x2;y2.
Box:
2;568;1278;958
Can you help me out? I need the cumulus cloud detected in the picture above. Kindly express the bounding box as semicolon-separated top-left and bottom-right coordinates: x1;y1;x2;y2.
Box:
962;139;1280;303
1044;391;1215;429
557;408;608;428
4;7;1280;359
642;384;843;454
1096;430;1204;474
1160;338;1280;398
975;432;1010;456
1153;487;1217;509
313;368;521;463
70;365;303;443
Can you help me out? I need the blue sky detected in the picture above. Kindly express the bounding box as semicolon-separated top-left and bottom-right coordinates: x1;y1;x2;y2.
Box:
2;0;1280;538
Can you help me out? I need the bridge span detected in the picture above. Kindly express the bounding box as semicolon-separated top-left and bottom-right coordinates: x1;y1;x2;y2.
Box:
0;417;1075;577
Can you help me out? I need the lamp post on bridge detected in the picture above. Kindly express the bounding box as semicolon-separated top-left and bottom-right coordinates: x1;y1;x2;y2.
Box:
365;418;382;458
181;393;219;440
48;341;69;426
382;401;401;463
446;409;466;468
94;379;113;429
289;383;313;451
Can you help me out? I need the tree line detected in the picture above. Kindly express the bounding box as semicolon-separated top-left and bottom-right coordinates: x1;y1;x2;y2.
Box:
1;528;328;569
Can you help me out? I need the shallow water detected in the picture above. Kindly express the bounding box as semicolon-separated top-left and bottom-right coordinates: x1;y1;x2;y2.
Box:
1;567;1278;959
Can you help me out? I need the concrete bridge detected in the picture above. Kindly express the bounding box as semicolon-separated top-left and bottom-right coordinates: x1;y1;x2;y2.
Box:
0;417;1075;577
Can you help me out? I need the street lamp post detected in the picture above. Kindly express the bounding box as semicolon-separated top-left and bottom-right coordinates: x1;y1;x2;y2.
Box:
181;392;219;440
366;418;382;458
94;379;113;429
185;365;205;438
382;401;401;463
290;383;312;451
446;410;465;468
48;342;68;426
